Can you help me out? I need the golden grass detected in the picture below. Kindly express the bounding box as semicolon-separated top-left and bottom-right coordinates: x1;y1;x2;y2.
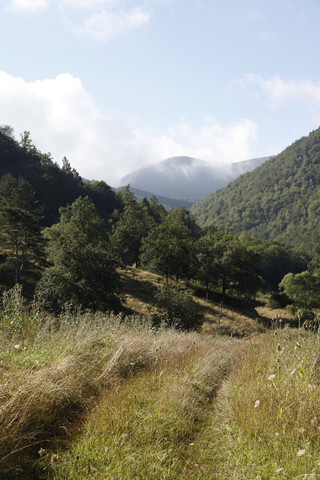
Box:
1;271;310;479
186;329;320;479
119;266;265;337
47;334;242;479
0;310;242;478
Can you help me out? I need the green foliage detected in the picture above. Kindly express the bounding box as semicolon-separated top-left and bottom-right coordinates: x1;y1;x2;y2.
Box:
155;283;203;330
0;284;25;337
111;186;155;267
268;291;290;309
279;270;320;308
239;233;307;290
37;196;120;312
142;194;167;224
192;127;320;256
196;227;262;299
141;207;200;281
0;174;44;289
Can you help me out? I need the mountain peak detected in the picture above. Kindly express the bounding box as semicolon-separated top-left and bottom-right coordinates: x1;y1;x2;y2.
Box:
121;155;270;199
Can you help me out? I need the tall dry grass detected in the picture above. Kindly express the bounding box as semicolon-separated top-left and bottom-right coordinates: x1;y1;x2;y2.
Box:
186;328;320;479
0;303;241;479
48;334;242;479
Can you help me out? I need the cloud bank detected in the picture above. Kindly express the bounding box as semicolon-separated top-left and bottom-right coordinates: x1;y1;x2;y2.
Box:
0;71;257;186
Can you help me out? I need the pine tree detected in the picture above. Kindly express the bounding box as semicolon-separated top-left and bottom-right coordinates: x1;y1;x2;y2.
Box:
0;174;43;286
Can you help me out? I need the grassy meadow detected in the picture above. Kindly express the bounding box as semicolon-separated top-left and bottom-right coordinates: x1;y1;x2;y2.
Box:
1;271;320;479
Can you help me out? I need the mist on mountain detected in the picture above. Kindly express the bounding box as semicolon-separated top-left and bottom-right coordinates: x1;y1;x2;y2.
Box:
122;155;272;198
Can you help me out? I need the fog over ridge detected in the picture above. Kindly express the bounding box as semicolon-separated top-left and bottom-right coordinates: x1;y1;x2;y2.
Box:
122;155;272;199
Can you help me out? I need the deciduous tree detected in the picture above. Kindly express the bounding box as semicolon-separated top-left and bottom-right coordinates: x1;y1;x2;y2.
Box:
37;196;120;312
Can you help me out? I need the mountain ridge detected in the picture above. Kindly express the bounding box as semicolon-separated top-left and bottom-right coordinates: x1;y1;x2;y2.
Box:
191;127;320;256
122;155;272;199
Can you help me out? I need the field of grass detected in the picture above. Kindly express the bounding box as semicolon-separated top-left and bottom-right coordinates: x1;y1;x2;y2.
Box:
1;274;320;479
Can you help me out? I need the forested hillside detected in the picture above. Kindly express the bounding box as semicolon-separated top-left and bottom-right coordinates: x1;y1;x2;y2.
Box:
0;127;120;226
192;127;320;256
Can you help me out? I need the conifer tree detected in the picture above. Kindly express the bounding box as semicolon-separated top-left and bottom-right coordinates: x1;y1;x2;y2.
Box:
0;174;43;285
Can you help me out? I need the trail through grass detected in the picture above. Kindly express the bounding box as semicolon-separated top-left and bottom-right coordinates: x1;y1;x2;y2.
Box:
48;336;241;479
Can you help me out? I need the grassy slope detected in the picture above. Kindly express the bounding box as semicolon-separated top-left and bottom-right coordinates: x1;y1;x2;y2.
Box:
119;266;266;337
1;271;319;479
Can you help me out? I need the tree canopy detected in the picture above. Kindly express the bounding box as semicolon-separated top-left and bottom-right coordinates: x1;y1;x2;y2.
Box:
0;128;120;227
141;207;200;282
37;196;120;312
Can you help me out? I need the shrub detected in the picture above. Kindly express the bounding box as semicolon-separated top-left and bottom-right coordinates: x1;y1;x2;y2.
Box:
154;283;203;330
268;291;290;309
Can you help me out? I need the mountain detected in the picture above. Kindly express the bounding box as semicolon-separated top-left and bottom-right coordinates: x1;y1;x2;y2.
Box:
121;155;271;199
191;127;320;256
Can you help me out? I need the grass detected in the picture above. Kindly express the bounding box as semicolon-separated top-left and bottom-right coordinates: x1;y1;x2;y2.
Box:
49;335;241;479
0;309;241;479
187;329;320;479
1;274;320;479
119;266;265;337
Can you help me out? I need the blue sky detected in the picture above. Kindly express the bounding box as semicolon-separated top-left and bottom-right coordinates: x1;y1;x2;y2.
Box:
1;0;320;185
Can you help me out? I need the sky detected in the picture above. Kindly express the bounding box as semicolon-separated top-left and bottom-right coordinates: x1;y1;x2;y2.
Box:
1;0;320;186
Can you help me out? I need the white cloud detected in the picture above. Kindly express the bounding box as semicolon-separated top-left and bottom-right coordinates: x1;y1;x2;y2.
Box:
71;7;150;41
5;0;151;41
242;74;320;108
7;0;47;13
0;71;257;186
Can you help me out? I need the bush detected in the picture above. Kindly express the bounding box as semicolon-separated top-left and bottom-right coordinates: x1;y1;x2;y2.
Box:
154;283;203;330
268;292;291;309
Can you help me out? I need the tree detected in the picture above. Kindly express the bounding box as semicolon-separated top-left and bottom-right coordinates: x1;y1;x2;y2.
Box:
143;195;167;224
239;233;307;291
0;174;43;286
111;187;155;267
195;229;218;298
37;196;120;312
196;227;261;300
141;207;200;282
279;271;320;308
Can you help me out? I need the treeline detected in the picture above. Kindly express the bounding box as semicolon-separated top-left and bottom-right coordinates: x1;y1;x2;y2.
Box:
0;126;316;327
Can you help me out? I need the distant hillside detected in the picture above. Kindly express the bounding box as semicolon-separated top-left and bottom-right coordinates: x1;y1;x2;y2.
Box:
118;186;196;210
191;127;320;256
122;155;270;199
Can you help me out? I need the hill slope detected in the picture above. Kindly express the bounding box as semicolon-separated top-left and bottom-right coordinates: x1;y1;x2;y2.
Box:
191;128;320;256
0;129;119;226
122;155;270;199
